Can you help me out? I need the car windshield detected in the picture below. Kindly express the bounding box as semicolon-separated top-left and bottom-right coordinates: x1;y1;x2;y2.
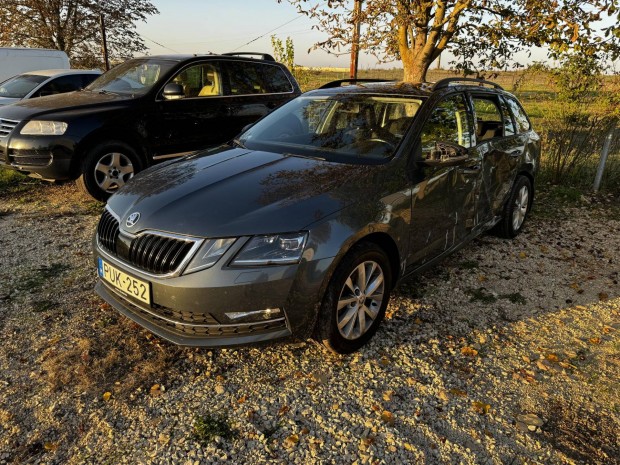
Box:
86;58;176;96
239;94;423;162
0;74;47;98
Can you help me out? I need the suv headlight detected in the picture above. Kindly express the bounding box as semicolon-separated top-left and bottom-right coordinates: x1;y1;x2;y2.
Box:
232;232;307;266
20;120;68;135
183;238;236;274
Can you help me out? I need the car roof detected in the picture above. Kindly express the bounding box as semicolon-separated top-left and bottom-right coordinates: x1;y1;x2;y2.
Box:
307;81;433;98
23;69;102;77
305;79;514;99
130;53;280;64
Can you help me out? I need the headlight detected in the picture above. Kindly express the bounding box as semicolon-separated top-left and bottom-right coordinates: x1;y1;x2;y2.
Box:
183;238;236;274
232;232;307;266
20;120;68;135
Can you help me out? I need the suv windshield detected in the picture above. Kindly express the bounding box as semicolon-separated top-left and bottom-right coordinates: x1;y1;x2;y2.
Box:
86;58;176;96
0;74;47;98
239;94;423;162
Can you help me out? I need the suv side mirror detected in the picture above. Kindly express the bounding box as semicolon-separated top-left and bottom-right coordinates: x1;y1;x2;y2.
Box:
162;83;185;100
423;141;468;167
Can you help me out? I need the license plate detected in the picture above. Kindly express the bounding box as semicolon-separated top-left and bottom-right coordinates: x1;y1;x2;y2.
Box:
98;257;150;305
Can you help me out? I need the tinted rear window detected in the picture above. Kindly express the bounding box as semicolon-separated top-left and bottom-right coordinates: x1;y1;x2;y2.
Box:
225;61;292;95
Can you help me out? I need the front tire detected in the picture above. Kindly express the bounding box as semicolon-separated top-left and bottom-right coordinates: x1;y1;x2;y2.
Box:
317;242;392;354
495;175;533;238
76;141;142;201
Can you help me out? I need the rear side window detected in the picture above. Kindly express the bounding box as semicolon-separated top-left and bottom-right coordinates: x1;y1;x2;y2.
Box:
225;61;292;95
505;97;531;133
471;96;506;141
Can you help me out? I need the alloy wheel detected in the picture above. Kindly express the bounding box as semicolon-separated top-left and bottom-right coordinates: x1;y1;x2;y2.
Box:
512;185;529;231
336;260;385;340
94;152;134;193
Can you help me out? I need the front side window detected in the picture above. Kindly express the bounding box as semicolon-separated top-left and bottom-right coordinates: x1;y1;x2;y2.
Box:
239;94;423;162
168;62;222;98
420;94;472;156
36;75;83;96
87;58;176;96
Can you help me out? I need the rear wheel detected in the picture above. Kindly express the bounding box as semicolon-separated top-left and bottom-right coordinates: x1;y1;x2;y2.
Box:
317;242;392;354
495;175;533;238
76;141;142;201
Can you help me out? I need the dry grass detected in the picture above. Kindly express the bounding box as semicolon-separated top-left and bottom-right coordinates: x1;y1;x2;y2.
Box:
541;398;620;465
40;303;183;398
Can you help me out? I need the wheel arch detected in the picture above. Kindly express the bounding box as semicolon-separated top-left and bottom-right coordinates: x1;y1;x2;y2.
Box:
70;128;149;179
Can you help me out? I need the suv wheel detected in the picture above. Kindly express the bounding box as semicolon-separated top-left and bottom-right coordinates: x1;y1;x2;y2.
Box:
317;242;392;354
495;175;533;238
77;141;142;201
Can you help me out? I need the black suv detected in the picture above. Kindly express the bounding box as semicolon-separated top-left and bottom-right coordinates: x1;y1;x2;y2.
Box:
93;78;540;353
0;53;300;200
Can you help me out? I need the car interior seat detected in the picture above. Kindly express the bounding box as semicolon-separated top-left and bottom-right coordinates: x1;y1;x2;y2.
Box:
198;70;221;96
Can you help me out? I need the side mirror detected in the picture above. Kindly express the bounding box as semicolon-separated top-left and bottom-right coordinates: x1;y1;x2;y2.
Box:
423;141;468;167
162;83;184;100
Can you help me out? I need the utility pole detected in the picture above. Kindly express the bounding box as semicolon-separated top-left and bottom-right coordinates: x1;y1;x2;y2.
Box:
99;13;110;71
349;0;362;79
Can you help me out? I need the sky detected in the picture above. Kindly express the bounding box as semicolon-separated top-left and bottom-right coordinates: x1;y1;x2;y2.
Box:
134;0;550;70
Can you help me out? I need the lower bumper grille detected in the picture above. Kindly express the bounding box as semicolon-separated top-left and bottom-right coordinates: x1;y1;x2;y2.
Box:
9;149;52;166
103;281;288;338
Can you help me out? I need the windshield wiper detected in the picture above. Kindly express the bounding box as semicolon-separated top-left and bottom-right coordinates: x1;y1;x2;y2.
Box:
98;89;118;95
231;138;246;149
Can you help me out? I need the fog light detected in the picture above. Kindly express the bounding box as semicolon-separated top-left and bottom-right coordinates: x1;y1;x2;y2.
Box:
225;308;282;322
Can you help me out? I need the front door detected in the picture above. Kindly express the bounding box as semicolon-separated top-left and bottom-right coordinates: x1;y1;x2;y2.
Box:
152;61;231;158
407;93;481;267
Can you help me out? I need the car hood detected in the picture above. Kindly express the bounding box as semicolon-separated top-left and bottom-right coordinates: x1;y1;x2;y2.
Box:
107;147;375;238
0;90;130;120
0;96;21;106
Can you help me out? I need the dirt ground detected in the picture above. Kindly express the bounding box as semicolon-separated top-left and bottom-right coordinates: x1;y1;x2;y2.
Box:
0;182;618;465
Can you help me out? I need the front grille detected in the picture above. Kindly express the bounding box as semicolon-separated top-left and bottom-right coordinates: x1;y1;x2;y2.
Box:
128;234;195;274
0;118;19;138
9;149;52;166
97;210;119;253
97;209;198;276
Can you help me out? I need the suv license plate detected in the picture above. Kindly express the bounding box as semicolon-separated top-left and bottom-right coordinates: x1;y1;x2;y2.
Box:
98;257;151;305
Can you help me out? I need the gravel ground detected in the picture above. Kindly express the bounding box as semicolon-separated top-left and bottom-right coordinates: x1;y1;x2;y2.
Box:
0;182;619;465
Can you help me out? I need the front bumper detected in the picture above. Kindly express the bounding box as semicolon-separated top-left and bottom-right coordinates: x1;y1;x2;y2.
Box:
0;134;76;180
93;235;334;347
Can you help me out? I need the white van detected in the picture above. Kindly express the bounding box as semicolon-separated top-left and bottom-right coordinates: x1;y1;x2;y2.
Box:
0;47;70;83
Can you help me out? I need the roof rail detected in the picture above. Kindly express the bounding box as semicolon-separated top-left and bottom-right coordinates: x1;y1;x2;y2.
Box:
319;78;396;89
222;52;275;61
433;77;503;90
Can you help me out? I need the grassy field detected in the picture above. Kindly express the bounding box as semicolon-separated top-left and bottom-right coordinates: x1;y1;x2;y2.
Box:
1;67;619;195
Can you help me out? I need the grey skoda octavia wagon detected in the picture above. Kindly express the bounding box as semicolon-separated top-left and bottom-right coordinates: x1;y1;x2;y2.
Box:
93;78;540;353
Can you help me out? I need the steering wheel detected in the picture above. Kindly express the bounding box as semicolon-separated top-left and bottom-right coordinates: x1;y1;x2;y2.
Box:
367;138;396;152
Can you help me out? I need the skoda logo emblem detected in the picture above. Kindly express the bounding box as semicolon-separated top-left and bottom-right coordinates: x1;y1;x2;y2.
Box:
126;212;141;228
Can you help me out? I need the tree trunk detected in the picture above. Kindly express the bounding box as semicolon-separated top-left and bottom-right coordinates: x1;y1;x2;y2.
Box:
402;53;432;83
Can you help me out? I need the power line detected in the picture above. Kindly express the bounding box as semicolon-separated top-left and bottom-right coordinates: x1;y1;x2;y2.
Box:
139;34;181;54
230;14;303;52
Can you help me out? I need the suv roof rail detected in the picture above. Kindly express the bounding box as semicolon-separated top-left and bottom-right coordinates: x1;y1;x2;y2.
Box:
319;78;396;89
433;77;503;90
222;52;275;61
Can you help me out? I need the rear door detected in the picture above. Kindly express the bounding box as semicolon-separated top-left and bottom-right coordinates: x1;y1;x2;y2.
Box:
221;60;297;138
469;93;521;221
